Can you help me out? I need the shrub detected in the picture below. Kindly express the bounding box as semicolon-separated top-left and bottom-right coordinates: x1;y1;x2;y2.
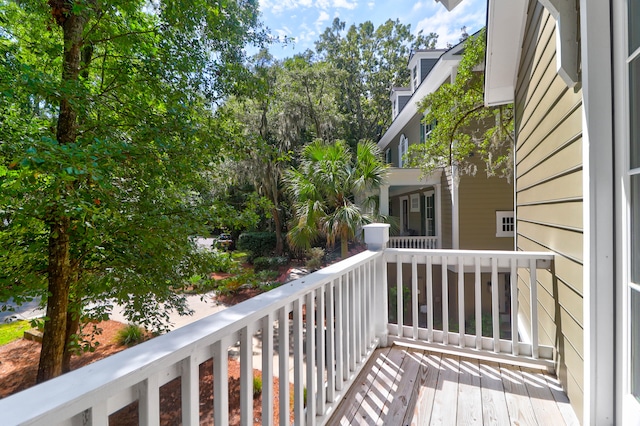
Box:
253;256;288;272
209;250;235;273
237;232;277;260
116;324;145;346
305;247;325;270
253;375;262;397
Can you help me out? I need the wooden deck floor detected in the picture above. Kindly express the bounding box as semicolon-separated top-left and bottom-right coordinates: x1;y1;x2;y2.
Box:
329;346;580;425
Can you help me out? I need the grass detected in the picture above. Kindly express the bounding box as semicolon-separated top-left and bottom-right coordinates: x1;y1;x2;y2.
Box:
115;324;146;347
0;320;32;346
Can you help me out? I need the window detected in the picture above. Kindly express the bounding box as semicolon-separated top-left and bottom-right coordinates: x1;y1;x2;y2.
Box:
385;148;392;164
410;194;420;212
421;118;436;143
495;211;514;237
398;134;409;167
627;0;640;403
425;191;435;236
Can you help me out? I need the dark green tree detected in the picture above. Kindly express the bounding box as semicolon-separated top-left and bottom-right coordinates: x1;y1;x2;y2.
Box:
0;0;265;382
315;18;438;146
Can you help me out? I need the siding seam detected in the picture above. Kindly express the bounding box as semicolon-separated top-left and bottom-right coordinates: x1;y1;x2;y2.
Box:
516;196;582;206
516;233;583;265
517;217;583;233
516;163;583;192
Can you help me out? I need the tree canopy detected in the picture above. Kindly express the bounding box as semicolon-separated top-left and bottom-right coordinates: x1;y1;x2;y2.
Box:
0;0;266;381
284;139;387;259
406;29;514;179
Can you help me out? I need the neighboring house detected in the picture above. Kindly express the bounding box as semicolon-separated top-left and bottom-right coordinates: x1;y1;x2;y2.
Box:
378;41;514;252
443;0;637;423
377;41;516;339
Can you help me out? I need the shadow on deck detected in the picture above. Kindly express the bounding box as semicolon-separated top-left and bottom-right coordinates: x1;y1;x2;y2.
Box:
329;346;579;426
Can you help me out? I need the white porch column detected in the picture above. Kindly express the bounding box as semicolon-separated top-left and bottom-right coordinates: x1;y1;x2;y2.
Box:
451;165;460;249
379;185;389;216
435;183;442;248
363;224;390;346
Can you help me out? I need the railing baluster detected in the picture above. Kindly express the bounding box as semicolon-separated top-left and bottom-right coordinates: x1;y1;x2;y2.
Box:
491;257;500;353
442;255;449;345
240;325;253;426
213;339;229;426
458;256;465;348
91;401;108;426
293;298;304;426
510;258;518;356
348;270;356;372
316;287;326;415
366;260;373;347
474;257;482;350
263;314;274;425
529;258;539;359
396;253;403;337
139;373;160;425
181;355;199;426
426;255;433;342
278;305;290;426
411;255;419;339
335;276;345;389
326;281;336;402
344;272;351;379
305;291;316;425
352;267;362;364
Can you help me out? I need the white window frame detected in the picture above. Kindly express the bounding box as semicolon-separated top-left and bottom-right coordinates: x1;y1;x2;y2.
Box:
495;211;514;237
398;134;409;168
410;194;420;212
614;0;640;420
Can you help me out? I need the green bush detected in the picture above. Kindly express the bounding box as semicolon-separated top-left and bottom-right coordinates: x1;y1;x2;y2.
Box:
253;256;288;272
115;324;145;346
237;232;277;260
209;250;235;273
253;375;262;397
305;247;325;270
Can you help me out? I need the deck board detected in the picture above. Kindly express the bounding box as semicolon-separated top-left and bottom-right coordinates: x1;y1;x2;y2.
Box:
328;346;580;426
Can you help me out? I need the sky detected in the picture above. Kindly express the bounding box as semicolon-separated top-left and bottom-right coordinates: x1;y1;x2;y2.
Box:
257;0;488;59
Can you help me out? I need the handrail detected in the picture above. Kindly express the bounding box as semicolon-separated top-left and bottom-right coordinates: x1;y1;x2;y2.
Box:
384;248;554;367
0;250;384;426
388;236;440;249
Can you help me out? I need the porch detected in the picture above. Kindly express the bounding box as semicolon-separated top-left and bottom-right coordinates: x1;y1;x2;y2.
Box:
0;224;577;425
330;346;578;425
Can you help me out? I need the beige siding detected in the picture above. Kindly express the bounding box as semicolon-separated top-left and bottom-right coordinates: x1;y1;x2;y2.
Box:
515;2;584;422
386;114;423;167
458;166;514;251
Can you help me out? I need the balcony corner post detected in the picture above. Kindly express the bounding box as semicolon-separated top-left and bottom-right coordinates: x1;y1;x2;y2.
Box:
363;223;390;347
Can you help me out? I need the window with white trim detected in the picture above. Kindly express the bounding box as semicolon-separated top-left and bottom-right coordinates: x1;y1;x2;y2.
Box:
398;134;409;167
496;211;514;237
385;148;392;164
410;194;420;212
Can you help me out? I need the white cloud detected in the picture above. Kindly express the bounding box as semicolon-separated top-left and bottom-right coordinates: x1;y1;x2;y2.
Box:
411;1;424;13
367;1;375;8
333;0;358;10
315;10;331;31
414;0;486;47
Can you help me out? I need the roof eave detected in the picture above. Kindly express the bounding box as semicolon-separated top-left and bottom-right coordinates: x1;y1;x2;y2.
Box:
484;0;528;106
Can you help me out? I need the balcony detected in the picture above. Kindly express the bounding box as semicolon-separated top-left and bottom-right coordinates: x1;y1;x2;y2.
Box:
388;236;439;249
0;224;577;425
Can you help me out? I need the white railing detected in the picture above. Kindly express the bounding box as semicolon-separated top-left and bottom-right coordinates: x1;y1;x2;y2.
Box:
0;224;557;425
385;248;554;366
388;236;440;249
0;250;384;426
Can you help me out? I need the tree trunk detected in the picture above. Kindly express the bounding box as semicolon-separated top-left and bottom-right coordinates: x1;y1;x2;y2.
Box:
37;217;72;382
62;307;80;373
340;227;349;259
272;206;284;255
37;2;89;383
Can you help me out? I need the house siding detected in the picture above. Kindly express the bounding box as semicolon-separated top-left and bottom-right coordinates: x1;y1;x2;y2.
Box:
515;2;584;422
457;161;514;251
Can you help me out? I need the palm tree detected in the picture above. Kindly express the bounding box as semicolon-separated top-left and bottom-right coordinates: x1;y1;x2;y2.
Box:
284;139;387;259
